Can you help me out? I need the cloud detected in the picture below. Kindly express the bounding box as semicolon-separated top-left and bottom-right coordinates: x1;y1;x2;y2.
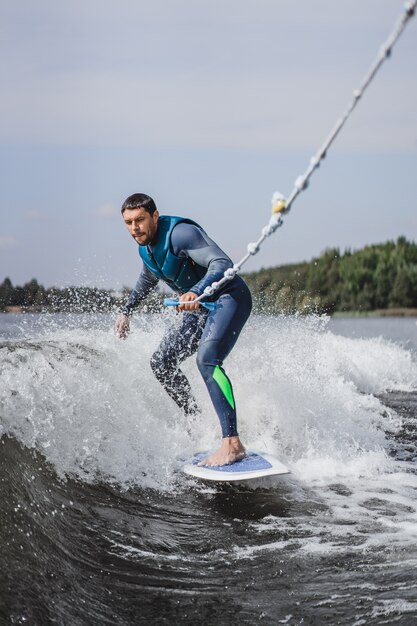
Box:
0;236;18;249
26;209;48;221
96;204;117;218
0;0;415;153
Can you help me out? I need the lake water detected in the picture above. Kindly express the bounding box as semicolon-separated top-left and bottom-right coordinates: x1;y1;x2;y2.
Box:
1;312;417;625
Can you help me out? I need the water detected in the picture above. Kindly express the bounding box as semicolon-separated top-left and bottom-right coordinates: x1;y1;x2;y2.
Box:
1;312;417;625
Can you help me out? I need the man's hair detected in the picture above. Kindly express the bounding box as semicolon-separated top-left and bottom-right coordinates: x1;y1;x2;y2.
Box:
121;193;158;215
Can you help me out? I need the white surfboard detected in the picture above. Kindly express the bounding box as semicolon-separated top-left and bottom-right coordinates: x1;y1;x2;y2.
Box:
182;450;289;482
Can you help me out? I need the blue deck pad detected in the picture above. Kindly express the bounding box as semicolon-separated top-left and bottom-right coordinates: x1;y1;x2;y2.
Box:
192;452;273;473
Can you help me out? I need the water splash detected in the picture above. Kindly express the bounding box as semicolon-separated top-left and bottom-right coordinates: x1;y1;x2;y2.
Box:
1;313;416;491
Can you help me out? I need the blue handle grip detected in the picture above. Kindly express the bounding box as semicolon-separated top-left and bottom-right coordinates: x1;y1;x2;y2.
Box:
163;298;217;311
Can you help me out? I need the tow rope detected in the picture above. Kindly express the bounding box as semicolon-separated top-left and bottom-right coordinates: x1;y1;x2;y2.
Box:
165;1;416;310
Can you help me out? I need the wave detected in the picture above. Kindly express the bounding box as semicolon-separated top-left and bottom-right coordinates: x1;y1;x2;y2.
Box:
1;313;416;490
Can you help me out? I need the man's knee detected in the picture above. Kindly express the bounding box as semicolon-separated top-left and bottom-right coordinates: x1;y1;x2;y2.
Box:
196;341;218;378
150;349;172;380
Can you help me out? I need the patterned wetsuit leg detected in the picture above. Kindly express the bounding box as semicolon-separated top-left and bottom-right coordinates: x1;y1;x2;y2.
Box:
150;277;252;435
150;312;205;415
196;277;252;437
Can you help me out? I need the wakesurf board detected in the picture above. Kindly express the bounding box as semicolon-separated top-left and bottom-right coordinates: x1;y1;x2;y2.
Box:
183;450;289;482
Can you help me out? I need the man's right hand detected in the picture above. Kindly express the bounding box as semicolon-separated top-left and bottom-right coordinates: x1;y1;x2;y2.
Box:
178;291;200;312
115;314;130;339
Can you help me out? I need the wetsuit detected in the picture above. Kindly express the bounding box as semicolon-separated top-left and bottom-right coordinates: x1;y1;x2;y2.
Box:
122;216;252;438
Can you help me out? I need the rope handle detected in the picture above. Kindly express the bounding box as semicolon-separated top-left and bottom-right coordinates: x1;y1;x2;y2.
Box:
163;298;217;312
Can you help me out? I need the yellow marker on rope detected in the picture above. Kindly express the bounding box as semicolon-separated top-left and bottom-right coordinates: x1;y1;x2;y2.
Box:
271;191;287;215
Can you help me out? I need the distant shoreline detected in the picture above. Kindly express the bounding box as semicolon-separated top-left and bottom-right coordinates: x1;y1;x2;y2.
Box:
3;238;417;316
332;308;417;318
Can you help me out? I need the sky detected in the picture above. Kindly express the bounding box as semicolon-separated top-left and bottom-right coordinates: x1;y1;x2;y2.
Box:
0;0;416;289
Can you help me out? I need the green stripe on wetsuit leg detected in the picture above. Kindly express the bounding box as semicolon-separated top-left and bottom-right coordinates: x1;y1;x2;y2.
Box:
212;365;235;410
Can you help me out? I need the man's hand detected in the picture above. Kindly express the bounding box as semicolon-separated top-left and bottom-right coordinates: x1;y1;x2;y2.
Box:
178;291;200;312
115;314;130;339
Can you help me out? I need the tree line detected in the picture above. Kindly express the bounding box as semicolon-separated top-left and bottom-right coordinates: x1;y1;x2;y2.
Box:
0;278;125;313
243;236;417;314
1;237;416;314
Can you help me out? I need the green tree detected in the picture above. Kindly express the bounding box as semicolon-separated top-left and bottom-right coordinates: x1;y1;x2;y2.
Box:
389;264;417;308
0;277;13;309
305;247;341;312
244;237;417;314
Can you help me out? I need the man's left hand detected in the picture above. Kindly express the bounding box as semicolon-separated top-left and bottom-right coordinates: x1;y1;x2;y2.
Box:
178;292;201;312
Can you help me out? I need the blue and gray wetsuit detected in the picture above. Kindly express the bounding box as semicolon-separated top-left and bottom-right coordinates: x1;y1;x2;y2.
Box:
122;215;252;438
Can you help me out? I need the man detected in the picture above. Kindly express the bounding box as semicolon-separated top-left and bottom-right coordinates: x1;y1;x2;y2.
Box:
115;193;252;466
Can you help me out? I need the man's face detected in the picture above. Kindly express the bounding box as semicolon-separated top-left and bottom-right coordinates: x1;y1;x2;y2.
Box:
123;207;159;246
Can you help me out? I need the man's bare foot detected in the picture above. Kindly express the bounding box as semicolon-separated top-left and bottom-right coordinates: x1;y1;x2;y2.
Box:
198;436;246;467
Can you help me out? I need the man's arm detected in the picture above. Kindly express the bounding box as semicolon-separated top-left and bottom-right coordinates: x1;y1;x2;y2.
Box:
116;265;158;338
121;265;159;316
171;222;233;299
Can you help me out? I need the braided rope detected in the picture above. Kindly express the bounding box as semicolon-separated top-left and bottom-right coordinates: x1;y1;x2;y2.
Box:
190;1;416;304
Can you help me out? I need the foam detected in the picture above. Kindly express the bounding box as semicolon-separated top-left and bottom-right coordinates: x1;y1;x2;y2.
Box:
0;312;417;500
